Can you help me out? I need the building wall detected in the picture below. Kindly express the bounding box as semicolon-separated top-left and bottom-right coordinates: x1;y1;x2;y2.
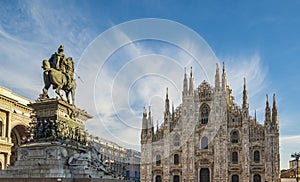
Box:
281;160;300;179
125;149;141;181
88;136;129;178
0;86;32;169
141;65;280;182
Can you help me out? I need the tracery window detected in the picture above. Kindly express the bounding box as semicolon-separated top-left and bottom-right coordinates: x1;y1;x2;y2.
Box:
156;155;161;166
231;131;239;143
232;151;238;163
254;151;260;162
174;154;179;165
174;134;180;147
201;136;208;149
200;104;210;124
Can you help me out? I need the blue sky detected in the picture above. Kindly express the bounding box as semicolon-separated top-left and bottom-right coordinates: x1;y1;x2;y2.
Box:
0;0;299;169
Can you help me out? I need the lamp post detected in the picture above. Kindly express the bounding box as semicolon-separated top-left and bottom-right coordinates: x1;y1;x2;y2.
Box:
291;153;300;182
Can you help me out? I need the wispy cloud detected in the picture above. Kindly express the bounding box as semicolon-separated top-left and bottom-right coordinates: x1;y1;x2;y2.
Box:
221;54;268;122
0;1;97;99
77;21;270;152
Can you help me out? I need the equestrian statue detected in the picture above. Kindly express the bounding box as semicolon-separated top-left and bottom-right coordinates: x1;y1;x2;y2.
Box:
39;45;76;105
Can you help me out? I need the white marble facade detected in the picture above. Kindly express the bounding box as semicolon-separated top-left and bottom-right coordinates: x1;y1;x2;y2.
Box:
140;64;280;182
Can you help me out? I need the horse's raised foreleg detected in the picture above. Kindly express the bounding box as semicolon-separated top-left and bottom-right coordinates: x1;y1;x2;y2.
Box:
41;72;51;99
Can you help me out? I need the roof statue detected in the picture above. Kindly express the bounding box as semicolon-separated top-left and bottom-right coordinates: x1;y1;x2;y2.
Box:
39;45;76;105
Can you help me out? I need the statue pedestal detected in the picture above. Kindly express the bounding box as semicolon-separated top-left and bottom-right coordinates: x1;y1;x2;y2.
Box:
0;99;107;178
29;98;91;130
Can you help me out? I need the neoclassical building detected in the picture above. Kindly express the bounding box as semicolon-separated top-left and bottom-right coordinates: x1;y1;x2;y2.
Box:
140;64;280;182
0;86;32;169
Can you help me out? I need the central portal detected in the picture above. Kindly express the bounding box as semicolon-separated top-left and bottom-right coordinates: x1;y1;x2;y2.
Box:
200;168;210;182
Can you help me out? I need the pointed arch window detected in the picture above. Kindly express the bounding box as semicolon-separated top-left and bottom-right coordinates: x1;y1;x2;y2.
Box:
174;154;179;165
232;151;238;163
174;134;180;147
254;151;260;162
200;104;210;124
201;136;208;149
231;131;239;143
156;154;161;166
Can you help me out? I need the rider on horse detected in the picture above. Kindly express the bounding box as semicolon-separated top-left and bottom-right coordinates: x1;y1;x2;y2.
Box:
40;45;76;105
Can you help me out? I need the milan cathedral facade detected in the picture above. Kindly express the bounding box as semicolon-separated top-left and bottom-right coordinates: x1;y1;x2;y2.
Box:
140;63;280;182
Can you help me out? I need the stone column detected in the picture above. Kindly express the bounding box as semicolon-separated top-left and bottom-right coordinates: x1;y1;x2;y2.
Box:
4;153;8;169
6;152;10;167
6;112;11;143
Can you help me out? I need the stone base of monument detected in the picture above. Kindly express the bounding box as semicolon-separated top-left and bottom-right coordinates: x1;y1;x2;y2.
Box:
0;141;106;178
0;99;112;179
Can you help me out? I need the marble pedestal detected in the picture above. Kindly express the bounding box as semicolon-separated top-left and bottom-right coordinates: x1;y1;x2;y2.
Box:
0;99;107;178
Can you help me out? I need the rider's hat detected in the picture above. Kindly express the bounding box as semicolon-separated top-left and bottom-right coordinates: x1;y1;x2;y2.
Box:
58;45;64;51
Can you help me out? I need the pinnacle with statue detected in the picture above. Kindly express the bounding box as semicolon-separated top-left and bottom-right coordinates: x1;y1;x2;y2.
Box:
39;45;76;105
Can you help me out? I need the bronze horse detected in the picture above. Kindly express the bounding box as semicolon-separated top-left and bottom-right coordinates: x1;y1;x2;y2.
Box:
40;60;76;105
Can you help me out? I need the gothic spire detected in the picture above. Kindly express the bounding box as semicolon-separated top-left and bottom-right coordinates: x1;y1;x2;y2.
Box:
265;94;271;124
143;106;147;118
142;106;147;130
273;93;277;110
189;67;194;96
266;94;269;108
243;77;249;109
222;62;227;91
215;63;220;90
272;93;278;124
172;101;175;121
183;67;188;96
165;87;170;114
148;106;152;127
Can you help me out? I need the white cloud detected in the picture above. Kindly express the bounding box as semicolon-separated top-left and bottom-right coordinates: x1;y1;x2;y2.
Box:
77;24;217;148
77;22;272;152
0;1;97;99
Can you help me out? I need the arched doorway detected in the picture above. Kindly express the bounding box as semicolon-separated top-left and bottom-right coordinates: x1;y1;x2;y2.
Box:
155;175;161;182
174;175;180;182
10;125;26;166
232;174;239;182
253;174;261;182
200;168;210;182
